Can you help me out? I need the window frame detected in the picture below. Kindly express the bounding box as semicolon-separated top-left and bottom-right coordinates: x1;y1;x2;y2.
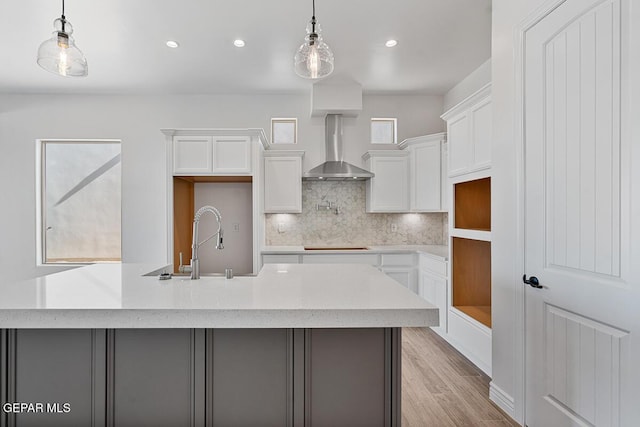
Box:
370;118;398;144
36;139;123;266
270;118;298;145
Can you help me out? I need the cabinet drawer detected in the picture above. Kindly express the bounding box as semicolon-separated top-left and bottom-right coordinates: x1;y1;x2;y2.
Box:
380;253;416;267
302;254;379;265
419;255;447;277
262;254;300;264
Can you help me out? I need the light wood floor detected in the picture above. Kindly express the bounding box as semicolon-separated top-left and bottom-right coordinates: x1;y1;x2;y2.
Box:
402;327;521;427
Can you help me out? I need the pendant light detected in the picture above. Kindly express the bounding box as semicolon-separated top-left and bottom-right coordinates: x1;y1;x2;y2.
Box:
294;0;334;79
37;0;88;77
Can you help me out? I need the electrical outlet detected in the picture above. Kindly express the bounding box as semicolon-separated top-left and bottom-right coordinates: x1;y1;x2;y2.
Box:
391;223;398;233
278;223;286;233
233;223;240;232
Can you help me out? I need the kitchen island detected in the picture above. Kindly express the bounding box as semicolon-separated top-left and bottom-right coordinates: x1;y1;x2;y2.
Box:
0;263;437;427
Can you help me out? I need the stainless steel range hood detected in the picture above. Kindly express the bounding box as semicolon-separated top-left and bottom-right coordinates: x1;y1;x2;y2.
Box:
303;114;374;180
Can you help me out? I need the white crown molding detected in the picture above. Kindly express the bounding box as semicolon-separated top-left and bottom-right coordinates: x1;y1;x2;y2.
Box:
440;83;492;121
263;150;305;158
397;132;447;150
361;150;410;161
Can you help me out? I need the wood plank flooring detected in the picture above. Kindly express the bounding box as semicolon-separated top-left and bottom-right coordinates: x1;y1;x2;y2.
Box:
402;327;520;427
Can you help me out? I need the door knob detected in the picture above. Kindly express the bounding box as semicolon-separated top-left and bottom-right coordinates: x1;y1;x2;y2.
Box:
522;274;543;289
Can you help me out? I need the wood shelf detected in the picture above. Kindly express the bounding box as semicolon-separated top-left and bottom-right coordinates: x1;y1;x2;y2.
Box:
454;306;491;328
452;237;491;328
450;228;491;242
454;177;491;231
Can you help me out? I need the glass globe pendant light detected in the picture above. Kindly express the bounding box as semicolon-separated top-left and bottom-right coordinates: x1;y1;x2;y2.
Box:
37;0;88;77
294;0;334;79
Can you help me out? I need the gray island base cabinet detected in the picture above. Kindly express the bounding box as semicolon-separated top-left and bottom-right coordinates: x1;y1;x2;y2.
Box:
0;327;401;427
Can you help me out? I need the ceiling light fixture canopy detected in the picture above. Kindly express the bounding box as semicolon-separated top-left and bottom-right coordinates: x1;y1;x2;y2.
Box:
294;0;334;79
37;0;88;77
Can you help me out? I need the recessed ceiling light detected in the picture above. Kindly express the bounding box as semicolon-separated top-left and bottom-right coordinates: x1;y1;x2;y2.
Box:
385;39;398;48
233;39;245;48
166;40;179;48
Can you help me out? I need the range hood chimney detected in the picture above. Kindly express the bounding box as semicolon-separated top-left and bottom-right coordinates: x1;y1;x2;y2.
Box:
303;114;374;180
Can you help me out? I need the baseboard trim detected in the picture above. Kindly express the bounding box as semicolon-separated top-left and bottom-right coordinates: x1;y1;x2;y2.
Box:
489;382;518;423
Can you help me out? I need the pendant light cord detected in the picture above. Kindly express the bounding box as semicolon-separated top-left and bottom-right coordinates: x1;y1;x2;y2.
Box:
61;0;66;31
311;0;317;35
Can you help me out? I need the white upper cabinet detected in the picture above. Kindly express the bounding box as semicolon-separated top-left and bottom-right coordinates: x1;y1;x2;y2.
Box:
441;84;492;177
169;130;265;176
399;133;447;212
263;151;304;213
212;136;252;174
362;151;409;212
173;136;213;174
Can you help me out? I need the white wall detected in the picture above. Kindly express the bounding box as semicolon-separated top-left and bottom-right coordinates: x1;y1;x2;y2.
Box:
0;93;444;283
491;0;548;424
443;59;491;112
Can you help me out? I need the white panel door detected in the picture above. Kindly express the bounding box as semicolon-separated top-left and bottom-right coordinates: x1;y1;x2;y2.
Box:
212;136;251;174
524;0;638;425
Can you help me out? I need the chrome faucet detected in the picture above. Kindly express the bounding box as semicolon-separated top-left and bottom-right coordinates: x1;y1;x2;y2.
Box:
190;205;224;280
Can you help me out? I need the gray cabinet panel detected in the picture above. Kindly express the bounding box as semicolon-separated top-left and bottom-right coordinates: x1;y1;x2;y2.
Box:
10;329;106;427
307;328;387;427
110;329;204;427
208;329;291;427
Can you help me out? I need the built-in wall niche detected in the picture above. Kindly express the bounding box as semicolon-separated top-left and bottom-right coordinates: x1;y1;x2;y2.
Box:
451;176;491;328
452;237;491;327
173;176;253;275
454;177;490;231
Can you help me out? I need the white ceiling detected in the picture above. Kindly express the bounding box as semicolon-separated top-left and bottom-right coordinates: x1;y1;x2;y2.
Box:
0;0;491;95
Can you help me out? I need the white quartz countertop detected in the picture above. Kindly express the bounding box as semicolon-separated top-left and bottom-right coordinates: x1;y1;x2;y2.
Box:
262;245;449;261
0;263;438;329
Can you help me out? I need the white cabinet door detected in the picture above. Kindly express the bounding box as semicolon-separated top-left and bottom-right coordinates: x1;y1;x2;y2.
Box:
382;267;418;294
441;143;449;210
419;271;447;334
212;136;252;174
411;141;442;211
263;156;302;213
470;98;492;171
447;115;470;177
443;88;491;178
364;155;409;212
173;136;213;175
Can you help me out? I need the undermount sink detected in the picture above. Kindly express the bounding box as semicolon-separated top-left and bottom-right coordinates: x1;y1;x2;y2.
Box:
303;246;369;251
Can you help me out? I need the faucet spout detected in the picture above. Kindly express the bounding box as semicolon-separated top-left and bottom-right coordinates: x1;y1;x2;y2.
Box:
190;206;223;280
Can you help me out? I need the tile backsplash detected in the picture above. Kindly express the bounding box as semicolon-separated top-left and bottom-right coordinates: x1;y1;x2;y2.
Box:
265;181;447;246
